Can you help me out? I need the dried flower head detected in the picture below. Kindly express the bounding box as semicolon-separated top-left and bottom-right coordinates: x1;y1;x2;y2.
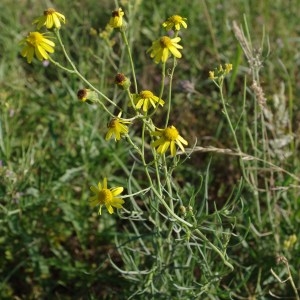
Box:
77;88;99;103
115;73;131;90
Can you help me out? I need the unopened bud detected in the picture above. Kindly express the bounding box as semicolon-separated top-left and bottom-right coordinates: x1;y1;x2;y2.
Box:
115;73;131;90
77;88;98;104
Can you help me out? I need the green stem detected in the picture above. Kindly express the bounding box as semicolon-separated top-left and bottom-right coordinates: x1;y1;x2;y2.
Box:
155;187;193;228
162;155;174;212
47;57;74;73
48;57;115;117
126;88;136;111
219;80;242;154
120;30;138;94
149;62;166;119
217;78;255;205
126;134;192;228
194;228;234;271
165;58;177;127
159;62;166;100
54;30;118;109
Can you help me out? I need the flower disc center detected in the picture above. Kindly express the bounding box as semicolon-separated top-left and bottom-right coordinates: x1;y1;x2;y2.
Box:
98;189;113;204
164;126;179;141
160;36;172;48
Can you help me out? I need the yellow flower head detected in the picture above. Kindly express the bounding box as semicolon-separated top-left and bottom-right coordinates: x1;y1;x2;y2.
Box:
106;114;130;141
209;63;233;80
224;63;233;74
109;8;125;29
208;71;217;80
133;90;165;112
148;36;183;64
33;8;66;29
162;15;187;31
20;32;55;63
151;125;188;157
89;178;124;215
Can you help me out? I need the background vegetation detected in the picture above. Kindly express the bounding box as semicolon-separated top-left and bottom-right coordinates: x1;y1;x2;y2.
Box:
0;0;299;299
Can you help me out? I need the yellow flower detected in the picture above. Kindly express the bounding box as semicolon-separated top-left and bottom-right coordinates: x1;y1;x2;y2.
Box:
208;71;217;80
209;63;233;80
224;63;233;74
33;8;66;29
162;15;187;31
133;90;165;112
148;36;183;64
109;8;124;28
283;234;297;250
100;24;114;40
89;178;124;215
151;125;188;157
20;32;55;63
105;114;130;141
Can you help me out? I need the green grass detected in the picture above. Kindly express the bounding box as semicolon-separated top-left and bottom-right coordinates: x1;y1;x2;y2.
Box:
1;0;300;299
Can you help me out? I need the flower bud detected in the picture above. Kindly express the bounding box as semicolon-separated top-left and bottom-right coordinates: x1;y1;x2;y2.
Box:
179;205;186;216
115;73;131;90
77;88;98;104
109;8;126;30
